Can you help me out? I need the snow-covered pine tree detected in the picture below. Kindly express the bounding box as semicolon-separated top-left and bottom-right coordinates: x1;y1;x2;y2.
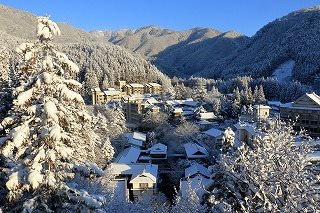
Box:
253;85;266;104
231;87;241;117
241;85;253;105
0;17;112;211
192;78;207;101
207;124;319;212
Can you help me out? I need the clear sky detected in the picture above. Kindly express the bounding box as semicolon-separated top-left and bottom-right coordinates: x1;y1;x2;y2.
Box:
0;0;319;36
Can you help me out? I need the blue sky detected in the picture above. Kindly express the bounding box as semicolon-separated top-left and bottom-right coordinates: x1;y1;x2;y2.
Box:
0;0;319;36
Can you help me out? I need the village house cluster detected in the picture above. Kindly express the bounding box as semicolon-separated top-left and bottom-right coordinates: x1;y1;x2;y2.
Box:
92;83;320;201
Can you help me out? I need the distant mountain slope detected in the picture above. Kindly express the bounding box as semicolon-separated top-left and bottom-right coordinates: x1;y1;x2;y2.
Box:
92;26;249;76
0;4;171;98
0;5;101;43
199;6;320;85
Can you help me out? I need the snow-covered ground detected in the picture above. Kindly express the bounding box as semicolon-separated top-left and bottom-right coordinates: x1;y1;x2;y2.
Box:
272;60;295;82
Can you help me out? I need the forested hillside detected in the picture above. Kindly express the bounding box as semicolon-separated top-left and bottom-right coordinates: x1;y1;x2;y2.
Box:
197;6;320;87
0;5;171;100
92;26;249;76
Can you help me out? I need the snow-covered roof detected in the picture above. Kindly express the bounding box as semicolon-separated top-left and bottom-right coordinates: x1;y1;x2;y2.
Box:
198;112;215;120
180;176;210;198
183;106;195;111
124;132;145;147
128;138;143;147
280;102;320;111
150;143;167;155
307;151;320;162
133;132;146;142
282;92;320;110
127;83;144;88
143;97;159;105
185;163;210;178
92;87;101;92
114;147;141;164
107;88;116;91
166;99;199;107
147;83;161;87
306;92;320;106
267;101;282;107
174;108;183;113
108;163;158;182
203;128;223;138
130;166;158;183
182;111;194;116
253;105;271;110
184;143;208;158
104;90;121;96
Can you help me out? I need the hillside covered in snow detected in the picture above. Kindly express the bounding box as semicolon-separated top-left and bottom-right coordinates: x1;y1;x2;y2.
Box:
0;5;171;99
92;26;249;77
198;6;320;87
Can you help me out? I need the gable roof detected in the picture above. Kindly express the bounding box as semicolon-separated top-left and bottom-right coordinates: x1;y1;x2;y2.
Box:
253;104;271;110
166;99;199;107
130;168;158;183
185;163;210;178
184;143;208;158
147;83;161;87
291;92;320;108
203;128;223;138
150;143;167;155
108;163;158;183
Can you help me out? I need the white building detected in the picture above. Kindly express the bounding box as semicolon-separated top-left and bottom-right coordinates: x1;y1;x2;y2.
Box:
253;104;271;122
108;163;158;201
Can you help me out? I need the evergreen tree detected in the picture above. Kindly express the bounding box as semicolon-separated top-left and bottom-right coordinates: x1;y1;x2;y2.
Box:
192;78;207;101
0;17;112;211
231;87;241;117
241;85;253;105
254;85;266;104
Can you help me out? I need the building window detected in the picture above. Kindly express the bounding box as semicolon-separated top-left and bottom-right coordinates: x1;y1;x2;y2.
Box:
139;183;148;189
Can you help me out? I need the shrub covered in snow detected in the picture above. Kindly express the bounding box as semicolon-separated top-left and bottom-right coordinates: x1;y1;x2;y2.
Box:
206;124;319;212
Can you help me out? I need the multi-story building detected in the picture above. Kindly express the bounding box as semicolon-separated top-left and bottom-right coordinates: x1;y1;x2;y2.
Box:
122;95;161;124
104;88;122;102
91;88;105;105
280;92;320;137
91;87;122;105
108;163;158;201
124;83;145;95
117;80;127;92
144;83;162;94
